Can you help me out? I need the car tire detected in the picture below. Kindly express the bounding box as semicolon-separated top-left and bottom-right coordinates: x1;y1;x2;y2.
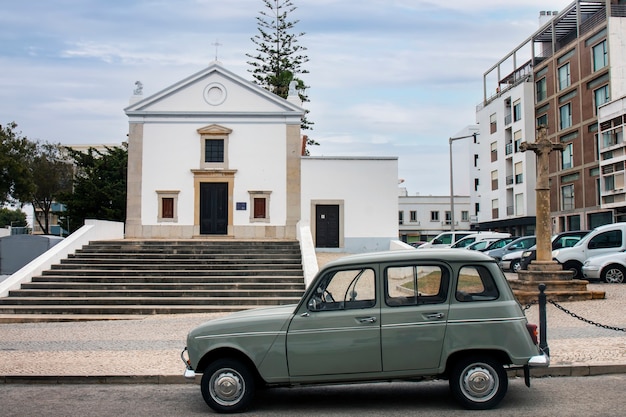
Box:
511;259;521;273
601;264;626;283
562;261;582;279
201;358;256;413
449;355;508;410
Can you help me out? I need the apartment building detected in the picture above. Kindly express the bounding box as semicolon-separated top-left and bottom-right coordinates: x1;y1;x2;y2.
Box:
398;191;471;244
475;0;626;233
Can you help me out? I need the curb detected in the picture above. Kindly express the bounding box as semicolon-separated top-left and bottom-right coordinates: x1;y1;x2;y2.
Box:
2;365;625;385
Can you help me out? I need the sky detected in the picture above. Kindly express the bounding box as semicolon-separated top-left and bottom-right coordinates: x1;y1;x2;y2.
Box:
0;0;575;196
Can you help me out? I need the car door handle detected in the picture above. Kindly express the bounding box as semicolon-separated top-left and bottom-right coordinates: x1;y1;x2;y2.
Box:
357;316;377;323
425;313;445;320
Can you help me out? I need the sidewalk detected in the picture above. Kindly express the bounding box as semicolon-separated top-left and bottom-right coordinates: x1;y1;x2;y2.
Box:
0;253;624;382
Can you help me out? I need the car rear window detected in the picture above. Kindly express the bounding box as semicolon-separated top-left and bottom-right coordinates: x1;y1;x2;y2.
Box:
455;265;499;302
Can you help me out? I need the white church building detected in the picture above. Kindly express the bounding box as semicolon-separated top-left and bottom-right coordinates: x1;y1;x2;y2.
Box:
123;62;398;253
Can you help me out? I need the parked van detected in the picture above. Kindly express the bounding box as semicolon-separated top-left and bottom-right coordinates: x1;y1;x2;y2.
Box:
552;222;626;278
449;232;512;249
417;231;474;249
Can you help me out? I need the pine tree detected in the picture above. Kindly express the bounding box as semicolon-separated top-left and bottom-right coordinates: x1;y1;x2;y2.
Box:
246;0;318;153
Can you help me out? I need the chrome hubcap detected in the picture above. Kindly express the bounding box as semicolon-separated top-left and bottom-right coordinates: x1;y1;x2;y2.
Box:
462;365;497;401
605;268;624;283
210;369;244;406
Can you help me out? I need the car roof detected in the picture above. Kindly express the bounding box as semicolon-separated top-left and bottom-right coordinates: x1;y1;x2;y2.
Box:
323;249;496;269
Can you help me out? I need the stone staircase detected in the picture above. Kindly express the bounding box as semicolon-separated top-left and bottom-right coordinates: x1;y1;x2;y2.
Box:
0;240;305;320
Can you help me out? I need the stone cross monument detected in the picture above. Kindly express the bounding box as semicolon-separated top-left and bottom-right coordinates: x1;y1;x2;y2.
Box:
519;125;563;267
513;125;603;303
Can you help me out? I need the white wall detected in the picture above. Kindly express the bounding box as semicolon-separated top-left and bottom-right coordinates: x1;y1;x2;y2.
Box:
301;157;398;252
140;122;288;226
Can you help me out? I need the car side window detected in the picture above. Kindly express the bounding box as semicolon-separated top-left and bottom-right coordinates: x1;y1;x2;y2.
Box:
455;265;499;302
308;268;376;312
385;265;448;306
588;230;622;249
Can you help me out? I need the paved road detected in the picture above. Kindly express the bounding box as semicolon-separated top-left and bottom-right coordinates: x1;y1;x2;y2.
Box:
2;374;624;416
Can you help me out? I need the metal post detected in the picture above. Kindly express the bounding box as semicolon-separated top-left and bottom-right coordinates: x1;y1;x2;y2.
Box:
538;283;549;356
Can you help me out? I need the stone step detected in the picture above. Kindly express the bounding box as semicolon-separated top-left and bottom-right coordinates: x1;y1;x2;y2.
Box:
0;304;282;315
40;269;303;277
0;296;300;306
32;275;304;283
53;261;303;269
67;253;301;260
8;289;304;298
21;282;304;291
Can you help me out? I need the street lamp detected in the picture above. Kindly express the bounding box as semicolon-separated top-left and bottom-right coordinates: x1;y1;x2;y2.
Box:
449;132;478;232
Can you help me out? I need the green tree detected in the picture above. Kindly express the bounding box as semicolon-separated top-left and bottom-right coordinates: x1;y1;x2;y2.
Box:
28;142;74;234
246;0;319;153
0;122;36;204
58;144;127;233
0;207;27;228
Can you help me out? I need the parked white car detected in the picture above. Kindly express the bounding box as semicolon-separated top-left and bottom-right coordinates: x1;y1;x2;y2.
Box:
553;222;626;279
448;232;512;249
581;250;626;283
499;249;527;272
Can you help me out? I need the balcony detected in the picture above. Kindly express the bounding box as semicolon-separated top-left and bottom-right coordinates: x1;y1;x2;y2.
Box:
505;143;513;155
506;175;514;186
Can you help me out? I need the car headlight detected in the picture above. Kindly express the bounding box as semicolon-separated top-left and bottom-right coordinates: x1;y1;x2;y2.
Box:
522;251;531;258
552;249;559;258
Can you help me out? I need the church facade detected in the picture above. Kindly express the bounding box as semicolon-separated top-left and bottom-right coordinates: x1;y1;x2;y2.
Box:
124;62;398;252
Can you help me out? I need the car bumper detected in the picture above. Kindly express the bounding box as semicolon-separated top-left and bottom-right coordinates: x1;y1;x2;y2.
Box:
181;347;196;379
581;265;601;279
499;260;512;270
528;352;550;367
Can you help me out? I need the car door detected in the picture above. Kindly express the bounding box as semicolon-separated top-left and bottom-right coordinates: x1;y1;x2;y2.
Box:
380;263;450;372
286;266;381;377
584;229;625;258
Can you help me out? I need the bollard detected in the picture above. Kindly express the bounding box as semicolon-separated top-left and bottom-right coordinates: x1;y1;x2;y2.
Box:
538;283;549;356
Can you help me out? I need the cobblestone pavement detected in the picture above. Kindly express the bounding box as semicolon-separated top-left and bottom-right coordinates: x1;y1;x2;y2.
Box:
0;252;624;378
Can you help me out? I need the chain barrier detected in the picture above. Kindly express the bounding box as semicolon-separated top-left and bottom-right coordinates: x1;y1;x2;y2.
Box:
547;299;626;332
522;298;626;332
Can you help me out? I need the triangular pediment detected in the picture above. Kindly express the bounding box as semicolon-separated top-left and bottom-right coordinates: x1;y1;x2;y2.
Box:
197;124;232;135
124;62;304;119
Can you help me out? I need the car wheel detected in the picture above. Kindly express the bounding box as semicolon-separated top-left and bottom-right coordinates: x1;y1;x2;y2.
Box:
562;261;582;279
201;358;256;413
511;259;521;273
601;264;626;283
449;355;508;410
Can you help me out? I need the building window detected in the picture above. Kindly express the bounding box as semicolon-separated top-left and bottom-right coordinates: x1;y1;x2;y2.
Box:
536;77;547;102
515;162;523;184
475;202;480;215
410;210;417;222
445;211;452;225
491;170;498;191
594;85;610;113
514;130;522;152
513;100;522;122
156;190;179;222
515;193;524;216
491;199;499;219
461;211;469;222
398;211;404;225
430;211;439;222
205;139;224;163
561;184;574;210
490;141;498;162
592;40;608;71
198;124;232;169
537;113;548;128
559;103;572;130
490;113;497;134
248;190;271;223
561;143;573;170
474;154;478;167
558;63;571;91
474;178;479;191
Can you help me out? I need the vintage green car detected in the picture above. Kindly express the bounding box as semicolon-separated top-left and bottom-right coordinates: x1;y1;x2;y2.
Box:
182;249;549;413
